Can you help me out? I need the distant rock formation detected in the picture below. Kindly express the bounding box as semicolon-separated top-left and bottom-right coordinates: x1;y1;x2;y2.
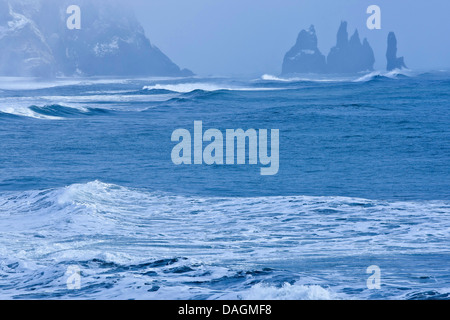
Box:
282;25;326;74
0;0;193;77
386;32;407;71
0;0;56;77
327;22;375;74
282;21;375;75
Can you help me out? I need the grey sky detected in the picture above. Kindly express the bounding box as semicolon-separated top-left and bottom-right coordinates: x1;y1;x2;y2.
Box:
132;0;450;76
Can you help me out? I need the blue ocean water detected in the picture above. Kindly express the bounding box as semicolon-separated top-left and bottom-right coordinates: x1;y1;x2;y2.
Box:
0;71;449;299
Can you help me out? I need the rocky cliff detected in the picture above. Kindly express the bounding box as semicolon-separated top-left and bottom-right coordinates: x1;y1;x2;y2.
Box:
0;0;193;77
0;0;55;76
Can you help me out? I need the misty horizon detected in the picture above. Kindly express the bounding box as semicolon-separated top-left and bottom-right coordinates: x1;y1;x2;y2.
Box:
1;0;449;77
132;0;450;76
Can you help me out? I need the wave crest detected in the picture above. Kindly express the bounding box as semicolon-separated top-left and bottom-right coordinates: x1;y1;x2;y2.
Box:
262;70;413;84
354;69;412;82
143;82;278;93
240;282;335;300
0;104;112;120
261;74;348;83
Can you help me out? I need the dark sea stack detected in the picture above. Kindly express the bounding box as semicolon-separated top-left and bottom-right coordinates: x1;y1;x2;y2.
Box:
349;31;375;73
386;32;407;71
282;25;327;74
362;38;376;71
283;21;376;75
327;21;375;74
335;20;349;49
0;0;193;77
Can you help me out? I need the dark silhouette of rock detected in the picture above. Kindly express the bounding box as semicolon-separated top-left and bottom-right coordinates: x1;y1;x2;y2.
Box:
336;20;349;49
386;32;407;71
282;21;375;75
0;0;193;77
327;22;375;74
282;25;326;74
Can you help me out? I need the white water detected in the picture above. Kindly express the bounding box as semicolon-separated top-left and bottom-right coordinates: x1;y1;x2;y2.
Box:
1;181;449;299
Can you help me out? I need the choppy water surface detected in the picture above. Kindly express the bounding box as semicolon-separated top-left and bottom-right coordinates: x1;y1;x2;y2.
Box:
0;71;449;299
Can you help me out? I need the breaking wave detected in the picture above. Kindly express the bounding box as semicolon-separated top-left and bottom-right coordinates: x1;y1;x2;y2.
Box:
239;282;335;300
261;70;414;84
0;104;112;119
354;69;413;82
0;181;449;299
261;74;350;83
142;82;280;93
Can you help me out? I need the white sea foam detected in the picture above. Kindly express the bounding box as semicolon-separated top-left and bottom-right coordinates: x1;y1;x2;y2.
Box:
0;93;176;118
1;181;449;299
0;105;64;120
142;82;277;93
2;181;449;260
239;283;335;300
262;70;414;84
261;74;351;83
353;69;413;82
37;94;177;104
